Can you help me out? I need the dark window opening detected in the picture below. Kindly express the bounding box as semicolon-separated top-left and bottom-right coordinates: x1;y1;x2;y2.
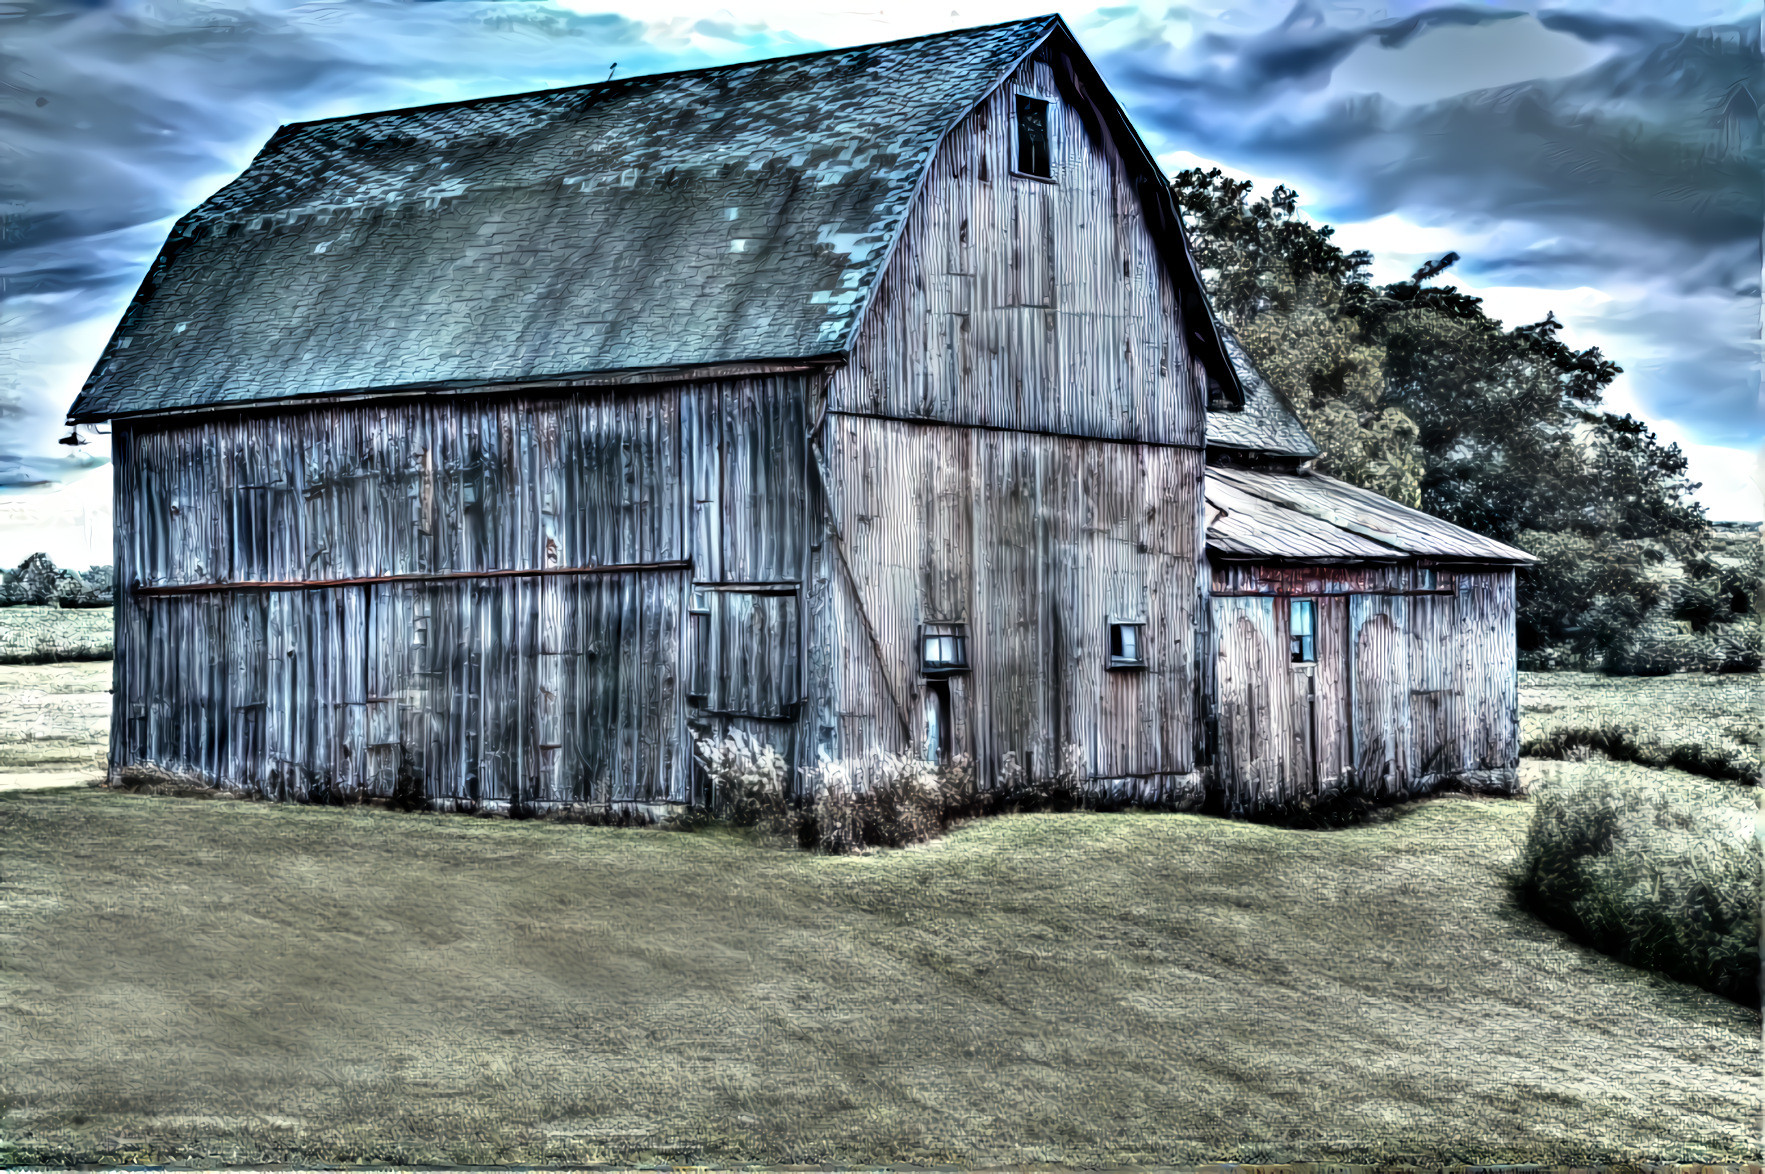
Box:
921;623;969;674
1015;94;1050;178
1290;599;1316;663
688;589;711;700
1417;567;1437;590
1109;622;1144;669
924;681;952;764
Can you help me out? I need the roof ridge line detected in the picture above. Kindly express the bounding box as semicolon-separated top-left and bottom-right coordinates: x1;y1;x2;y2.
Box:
280;14;1062;134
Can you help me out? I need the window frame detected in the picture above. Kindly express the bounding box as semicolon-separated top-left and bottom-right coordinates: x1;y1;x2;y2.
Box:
1289;598;1317;664
1012;91;1055;181
687;588;712;702
919;621;970;677
1107;619;1146;670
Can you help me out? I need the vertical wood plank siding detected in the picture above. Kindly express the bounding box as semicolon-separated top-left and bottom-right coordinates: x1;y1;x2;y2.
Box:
1204;558;1520;805
112;377;810;803
834;52;1204;447
816;415;1201;797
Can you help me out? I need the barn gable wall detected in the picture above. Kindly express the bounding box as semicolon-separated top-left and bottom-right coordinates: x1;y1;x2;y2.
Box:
830;47;1206;445
810;46;1207;796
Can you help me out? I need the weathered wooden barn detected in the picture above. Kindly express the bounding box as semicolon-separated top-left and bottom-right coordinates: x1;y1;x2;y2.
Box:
1202;331;1534;811
68;14;1531;814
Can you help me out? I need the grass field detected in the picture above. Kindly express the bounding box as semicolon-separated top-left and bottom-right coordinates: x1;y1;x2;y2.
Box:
1519;670;1760;782
0;660;110;790
0;605;112;664
0;782;1757;1168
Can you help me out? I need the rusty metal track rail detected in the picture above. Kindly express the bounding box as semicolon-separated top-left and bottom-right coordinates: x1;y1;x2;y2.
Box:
131;560;693;596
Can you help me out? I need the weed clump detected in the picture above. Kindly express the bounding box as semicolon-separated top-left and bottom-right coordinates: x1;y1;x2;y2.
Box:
1513;764;1761;1006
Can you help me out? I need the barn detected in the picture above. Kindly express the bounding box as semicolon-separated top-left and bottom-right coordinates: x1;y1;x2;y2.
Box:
1202;331;1535;811
67;14;1529;815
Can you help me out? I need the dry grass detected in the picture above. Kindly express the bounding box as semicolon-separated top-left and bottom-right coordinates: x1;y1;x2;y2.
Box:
1520;671;1761;783
0;660;111;789
0;787;1756;1168
0;605;112;664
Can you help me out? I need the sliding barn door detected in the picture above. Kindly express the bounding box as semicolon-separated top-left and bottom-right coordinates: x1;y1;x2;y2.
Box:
1210;595;1291;810
1349;594;1410;797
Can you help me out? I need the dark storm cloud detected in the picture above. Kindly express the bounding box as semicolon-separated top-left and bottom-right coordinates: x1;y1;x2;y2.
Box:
1096;3;1762;446
0;0;752;482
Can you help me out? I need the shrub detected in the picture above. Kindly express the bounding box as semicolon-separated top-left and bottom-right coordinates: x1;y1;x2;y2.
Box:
1514;764;1761;1006
691;730;793;835
0;554;113;607
1520;722;1760;785
802;749;949;854
1603;629;1720;675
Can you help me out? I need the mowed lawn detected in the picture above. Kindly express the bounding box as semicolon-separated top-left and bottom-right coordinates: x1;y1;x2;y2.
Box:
0;786;1756;1167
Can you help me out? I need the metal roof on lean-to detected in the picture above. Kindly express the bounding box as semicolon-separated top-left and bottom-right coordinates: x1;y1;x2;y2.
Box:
72;17;1077;422
1206;466;1536;564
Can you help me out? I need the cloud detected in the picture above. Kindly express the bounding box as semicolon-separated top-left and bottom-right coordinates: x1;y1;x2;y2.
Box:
1094;1;1762;469
0;0;790;481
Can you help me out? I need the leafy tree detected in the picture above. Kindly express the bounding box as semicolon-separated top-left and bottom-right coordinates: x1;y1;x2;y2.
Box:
0;553;113;607
1173;167;1711;667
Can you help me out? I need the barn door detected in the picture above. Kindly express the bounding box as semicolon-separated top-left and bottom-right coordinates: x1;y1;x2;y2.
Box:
1349;594;1410;797
1407;592;1462;787
1210;595;1289;810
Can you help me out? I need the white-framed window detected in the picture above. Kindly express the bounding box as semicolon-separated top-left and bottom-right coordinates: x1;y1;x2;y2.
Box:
1108;621;1145;669
688;588;711;700
1289;599;1316;663
923;681;952;764
921;622;969;674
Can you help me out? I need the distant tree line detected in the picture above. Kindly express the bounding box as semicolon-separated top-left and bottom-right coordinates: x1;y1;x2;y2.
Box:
1172;168;1756;673
1;553;114;607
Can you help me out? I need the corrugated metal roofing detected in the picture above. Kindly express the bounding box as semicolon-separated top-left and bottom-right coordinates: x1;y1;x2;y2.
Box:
1205;326;1319;458
1206;466;1536;563
70;17;1066;422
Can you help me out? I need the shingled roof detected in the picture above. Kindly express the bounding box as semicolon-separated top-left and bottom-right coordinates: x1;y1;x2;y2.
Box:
70;15;1238;424
1205;327;1319;459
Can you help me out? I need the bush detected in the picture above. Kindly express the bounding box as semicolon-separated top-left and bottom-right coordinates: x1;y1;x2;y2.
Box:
802;750;963;854
1603;629;1720;675
691;730;793;835
1521;721;1760;785
1514;764;1761;1006
0;554;113;608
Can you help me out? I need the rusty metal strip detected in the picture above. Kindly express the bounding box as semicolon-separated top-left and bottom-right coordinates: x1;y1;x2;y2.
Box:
132;560;693;596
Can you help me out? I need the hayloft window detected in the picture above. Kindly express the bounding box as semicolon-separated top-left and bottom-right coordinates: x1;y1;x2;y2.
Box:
921;623;968;675
1108;621;1145;669
1015;94;1051;179
1289;600;1316;664
1417;567;1438;590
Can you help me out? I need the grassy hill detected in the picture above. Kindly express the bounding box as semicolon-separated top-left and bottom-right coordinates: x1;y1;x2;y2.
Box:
0;787;1755;1167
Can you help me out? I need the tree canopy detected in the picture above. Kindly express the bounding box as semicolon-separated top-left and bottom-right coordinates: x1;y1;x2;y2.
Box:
1172;167;1712;667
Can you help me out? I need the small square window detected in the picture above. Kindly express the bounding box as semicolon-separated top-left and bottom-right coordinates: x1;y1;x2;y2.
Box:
1289;599;1316;663
1015;94;1050;179
921;623;968;674
1417;567;1437;590
1109;622;1145;669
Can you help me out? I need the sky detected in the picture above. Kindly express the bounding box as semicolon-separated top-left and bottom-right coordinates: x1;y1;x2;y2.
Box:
0;0;1759;568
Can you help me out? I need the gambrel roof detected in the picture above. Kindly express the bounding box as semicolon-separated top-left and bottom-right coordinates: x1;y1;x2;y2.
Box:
1206;466;1536;564
69;15;1240;423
